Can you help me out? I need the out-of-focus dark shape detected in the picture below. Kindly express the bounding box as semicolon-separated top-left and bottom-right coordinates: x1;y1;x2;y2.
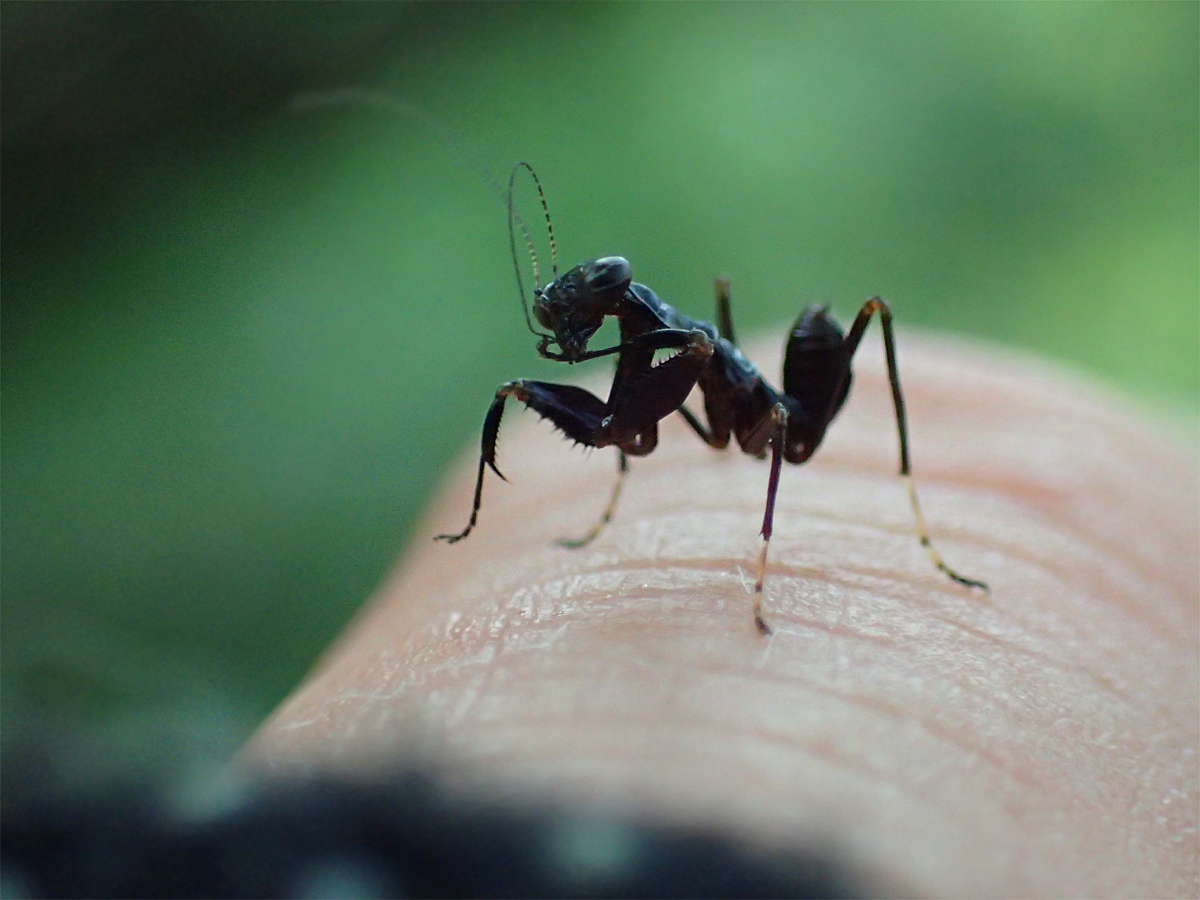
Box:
2;757;862;899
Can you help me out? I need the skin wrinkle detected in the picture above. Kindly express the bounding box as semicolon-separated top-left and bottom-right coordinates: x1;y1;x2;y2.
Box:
812;492;1180;641
636;459;1185;636
455;715;978;826
299;545;1164;739
578;435;1189;627
929;613;1186;736
1011;495;1193;628
247;333;1198;899
444;636;1018;790
455;719;939;834
269;558;1170;880
813;360;1193;608
580;514;1178;706
631;661;1048;796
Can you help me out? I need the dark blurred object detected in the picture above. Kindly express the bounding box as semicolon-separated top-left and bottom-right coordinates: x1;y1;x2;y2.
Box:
2;763;861;899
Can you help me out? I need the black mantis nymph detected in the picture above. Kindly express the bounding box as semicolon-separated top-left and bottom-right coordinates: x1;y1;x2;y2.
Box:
437;164;987;634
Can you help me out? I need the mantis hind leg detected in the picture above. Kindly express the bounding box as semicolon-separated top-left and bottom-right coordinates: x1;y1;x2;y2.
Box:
715;277;737;344
841;298;988;591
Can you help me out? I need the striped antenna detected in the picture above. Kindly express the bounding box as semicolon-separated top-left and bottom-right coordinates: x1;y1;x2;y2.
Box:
507;163;547;337
515;161;557;278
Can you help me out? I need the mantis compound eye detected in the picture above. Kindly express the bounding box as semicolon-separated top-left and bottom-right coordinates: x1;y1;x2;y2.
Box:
586;257;632;296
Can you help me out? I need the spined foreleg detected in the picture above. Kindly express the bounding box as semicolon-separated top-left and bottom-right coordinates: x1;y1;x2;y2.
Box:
438;329;713;548
435;380;608;543
560;327;717;545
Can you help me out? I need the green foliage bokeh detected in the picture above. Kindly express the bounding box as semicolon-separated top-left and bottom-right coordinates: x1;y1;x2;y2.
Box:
3;3;1196;753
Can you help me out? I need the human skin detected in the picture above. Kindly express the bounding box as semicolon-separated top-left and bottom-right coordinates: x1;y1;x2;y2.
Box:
246;332;1198;898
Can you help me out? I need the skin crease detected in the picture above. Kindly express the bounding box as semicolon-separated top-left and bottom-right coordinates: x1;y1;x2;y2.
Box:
245;331;1198;899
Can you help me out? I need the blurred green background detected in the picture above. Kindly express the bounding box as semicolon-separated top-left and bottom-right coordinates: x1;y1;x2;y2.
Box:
3;3;1197;765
